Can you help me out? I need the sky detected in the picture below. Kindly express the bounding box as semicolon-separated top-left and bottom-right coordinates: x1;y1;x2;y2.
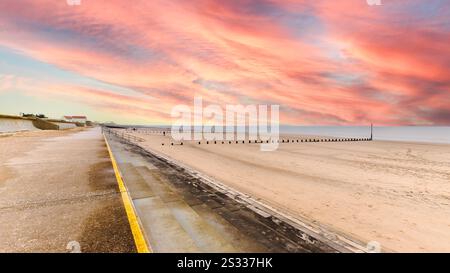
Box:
0;0;449;125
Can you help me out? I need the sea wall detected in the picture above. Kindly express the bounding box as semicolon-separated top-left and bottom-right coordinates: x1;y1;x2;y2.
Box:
0;115;39;133
32;118;59;130
47;120;77;130
0;114;78;132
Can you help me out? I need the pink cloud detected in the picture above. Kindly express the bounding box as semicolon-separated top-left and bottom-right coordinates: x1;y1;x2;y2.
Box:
0;0;448;125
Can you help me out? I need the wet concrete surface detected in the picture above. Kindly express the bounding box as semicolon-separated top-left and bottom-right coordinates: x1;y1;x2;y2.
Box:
0;128;135;252
108;134;339;253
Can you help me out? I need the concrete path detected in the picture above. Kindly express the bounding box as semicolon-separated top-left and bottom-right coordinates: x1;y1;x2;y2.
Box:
107;135;272;253
0;128;135;252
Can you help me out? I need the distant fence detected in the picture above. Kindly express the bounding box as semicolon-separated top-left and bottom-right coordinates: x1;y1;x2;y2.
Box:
103;127;145;143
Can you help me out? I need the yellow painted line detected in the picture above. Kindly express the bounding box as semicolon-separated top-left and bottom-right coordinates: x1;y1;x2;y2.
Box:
103;133;151;253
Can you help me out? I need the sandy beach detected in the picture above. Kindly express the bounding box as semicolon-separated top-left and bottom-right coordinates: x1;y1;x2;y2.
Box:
127;131;450;252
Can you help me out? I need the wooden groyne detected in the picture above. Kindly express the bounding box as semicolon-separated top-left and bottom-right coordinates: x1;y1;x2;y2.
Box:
118;126;374;147
178;137;372;146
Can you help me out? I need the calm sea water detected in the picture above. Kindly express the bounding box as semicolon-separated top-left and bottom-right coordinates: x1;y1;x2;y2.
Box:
280;126;450;144
127;124;450;144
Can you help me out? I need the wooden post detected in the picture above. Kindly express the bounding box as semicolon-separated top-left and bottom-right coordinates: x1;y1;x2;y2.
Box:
370;123;373;140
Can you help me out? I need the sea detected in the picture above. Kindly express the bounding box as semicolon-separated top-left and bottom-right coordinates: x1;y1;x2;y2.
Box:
126;124;450;144
280;126;450;144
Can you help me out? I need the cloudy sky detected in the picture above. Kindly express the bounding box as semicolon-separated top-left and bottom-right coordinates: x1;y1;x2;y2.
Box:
0;0;449;125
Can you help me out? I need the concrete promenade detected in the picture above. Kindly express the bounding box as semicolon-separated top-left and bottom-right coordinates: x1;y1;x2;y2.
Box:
0;128;135;252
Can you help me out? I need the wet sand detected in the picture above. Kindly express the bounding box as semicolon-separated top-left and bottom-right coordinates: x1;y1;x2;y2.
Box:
0;128;135;252
129;131;450;252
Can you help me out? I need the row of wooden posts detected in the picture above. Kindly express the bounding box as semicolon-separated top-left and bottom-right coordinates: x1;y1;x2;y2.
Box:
127;129;167;135
162;137;372;146
102;127;373;146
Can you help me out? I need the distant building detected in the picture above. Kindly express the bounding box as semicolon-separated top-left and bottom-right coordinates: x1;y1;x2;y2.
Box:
63;115;87;124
